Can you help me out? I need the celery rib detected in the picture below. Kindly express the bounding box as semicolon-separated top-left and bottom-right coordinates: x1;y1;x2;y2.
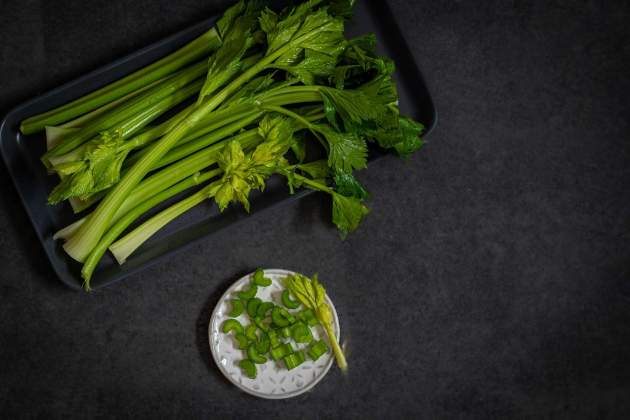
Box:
108;183;215;266
49;79;203;170
63;17;343;263
44;61;208;161
20;27;221;134
81;168;222;284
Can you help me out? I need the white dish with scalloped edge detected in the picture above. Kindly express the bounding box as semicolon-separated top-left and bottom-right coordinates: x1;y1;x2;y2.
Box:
209;269;340;399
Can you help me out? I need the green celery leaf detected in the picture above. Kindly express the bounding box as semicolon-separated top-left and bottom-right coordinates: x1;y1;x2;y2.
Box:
321;92;340;129
284;272;347;371
214;115;295;212
327;0;356;19
277;49;340;85
332;70;425;159
215;140;253;211
392;117;425;157
332;34;395;89
348;33;377;53
262;4;344;67
252;120;293;171
282;168;302;194
290;132;307;163
260;1;319;55
367;114;425;158
298;160;330;180
334;170;368;199
199;3;260;102
320;87;380;128
358;72;399;107
220;73;276;108
317;125;367;173
48;132;129;204
216;0;246;39
331;191;369;238
331;64;361;90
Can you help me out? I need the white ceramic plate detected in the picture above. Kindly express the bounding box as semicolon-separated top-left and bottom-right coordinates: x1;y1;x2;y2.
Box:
209;269;340;399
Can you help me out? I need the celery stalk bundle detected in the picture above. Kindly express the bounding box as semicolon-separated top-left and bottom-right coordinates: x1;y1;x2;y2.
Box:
21;0;426;290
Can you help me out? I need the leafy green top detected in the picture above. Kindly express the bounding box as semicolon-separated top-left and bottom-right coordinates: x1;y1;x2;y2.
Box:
212;115;295;211
198;1;261;102
48;131;130;204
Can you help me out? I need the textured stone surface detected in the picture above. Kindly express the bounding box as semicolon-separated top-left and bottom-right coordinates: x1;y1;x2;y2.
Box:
1;0;629;418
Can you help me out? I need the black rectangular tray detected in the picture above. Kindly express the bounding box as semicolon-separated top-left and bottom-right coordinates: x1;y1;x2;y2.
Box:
0;1;436;290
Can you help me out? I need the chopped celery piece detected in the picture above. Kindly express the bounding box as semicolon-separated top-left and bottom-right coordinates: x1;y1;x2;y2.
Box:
239;359;257;379
245;324;258;341
283;351;305;370
246;297;262;318
253;268;272;286
229;299;245;317
290;322;313;344
222;319;243;335
308;340;329;361
247;343;267;364
282;289;300;309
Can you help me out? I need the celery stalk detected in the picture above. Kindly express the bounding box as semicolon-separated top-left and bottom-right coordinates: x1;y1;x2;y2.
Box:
81;168;223;284
43;61;208;162
20;27;221;134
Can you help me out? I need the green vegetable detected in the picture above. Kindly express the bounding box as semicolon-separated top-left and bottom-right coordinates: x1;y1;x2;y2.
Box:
58;129;261;247
247;343;267;364
256;302;275;318
47;81;203;204
246;297;262;318
281;289;300;309
222;319;244;335
307;340;329;361
283;351;305;370
20;27;221;135
290;322;313;344
103;114;305;266
234;333;250;350
255;336;271;354
278;307;296;324
253;316;269;332
284;273;348;372
284;172;369;239
271;306;289;327
279;326;291;338
270;343;293;361
239;359;257;379
298;308;319;326
229;299;245;317
245;324;258;341
252;268;272;286
37;0;426;286
267;329;280;348
43;61;208;163
237;283;258;300
100;135;263;269
61;0;347;264
81;168;222;281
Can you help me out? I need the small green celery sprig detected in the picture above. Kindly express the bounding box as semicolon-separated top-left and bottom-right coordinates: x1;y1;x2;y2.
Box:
48;131;130;204
284;273;348;372
213;114;295;212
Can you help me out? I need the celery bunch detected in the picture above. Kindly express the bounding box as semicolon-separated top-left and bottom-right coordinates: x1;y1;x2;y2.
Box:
21;0;425;289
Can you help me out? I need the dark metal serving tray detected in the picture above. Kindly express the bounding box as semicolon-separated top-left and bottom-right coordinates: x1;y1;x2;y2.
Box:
0;1;436;290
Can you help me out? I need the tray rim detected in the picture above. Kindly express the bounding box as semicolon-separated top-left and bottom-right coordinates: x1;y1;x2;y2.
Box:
0;2;437;291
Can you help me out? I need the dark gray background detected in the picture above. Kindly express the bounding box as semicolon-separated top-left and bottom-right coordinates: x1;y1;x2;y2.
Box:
1;0;629;418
